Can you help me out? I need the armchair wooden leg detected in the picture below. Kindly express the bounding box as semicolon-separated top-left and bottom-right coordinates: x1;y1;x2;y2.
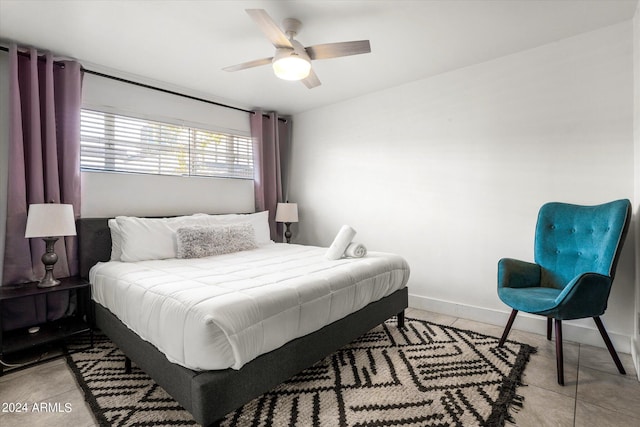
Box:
555;319;564;385
547;317;552;341
499;309;518;347
593;316;626;375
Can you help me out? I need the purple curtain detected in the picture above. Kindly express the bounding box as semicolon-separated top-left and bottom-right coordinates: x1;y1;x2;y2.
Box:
2;46;82;331
250;111;291;242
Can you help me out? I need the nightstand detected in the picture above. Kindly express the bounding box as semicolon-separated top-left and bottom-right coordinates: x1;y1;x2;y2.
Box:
0;276;93;375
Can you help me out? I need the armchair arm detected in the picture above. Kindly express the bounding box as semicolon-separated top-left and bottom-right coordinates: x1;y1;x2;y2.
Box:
553;272;612;319
498;258;541;289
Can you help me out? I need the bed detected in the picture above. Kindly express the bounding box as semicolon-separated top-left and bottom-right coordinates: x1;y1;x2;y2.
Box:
78;215;409;426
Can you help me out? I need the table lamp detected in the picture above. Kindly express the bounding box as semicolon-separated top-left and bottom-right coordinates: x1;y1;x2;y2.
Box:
24;203;76;288
275;203;298;243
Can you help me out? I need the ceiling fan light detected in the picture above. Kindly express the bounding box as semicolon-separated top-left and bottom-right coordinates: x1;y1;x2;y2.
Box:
272;52;311;81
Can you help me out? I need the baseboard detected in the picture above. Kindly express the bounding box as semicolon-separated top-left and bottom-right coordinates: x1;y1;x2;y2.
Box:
632;337;640;381
409;294;632;354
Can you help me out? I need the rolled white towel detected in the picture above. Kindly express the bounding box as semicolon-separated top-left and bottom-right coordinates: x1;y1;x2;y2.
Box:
344;242;367;258
325;225;357;260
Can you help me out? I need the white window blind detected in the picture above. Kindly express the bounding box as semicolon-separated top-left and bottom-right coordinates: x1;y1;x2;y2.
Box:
80;109;253;179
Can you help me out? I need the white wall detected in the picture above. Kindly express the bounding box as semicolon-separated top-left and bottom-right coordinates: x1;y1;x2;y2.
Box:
80;71;255;217
81;171;254;217
289;22;636;352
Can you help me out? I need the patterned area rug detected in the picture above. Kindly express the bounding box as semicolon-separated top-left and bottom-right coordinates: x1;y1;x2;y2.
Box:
66;317;536;426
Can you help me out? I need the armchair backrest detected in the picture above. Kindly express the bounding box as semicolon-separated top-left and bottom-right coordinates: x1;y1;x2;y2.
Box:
534;199;631;289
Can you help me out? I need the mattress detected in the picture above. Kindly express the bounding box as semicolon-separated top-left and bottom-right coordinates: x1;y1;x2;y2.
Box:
89;243;410;371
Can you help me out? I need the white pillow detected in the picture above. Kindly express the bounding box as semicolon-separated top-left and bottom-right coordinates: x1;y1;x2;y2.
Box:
116;215;193;262
231;211;271;245
107;219;122;261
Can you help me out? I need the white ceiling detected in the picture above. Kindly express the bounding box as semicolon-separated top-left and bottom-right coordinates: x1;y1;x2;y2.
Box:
0;0;638;115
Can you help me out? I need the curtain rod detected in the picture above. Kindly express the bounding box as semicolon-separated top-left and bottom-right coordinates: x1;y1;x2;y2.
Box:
0;45;286;123
82;68;253;114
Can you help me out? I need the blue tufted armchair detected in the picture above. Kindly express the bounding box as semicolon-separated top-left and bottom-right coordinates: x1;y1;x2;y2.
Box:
497;199;631;385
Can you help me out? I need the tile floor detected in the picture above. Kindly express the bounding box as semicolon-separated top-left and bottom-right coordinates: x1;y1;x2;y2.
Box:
0;308;639;427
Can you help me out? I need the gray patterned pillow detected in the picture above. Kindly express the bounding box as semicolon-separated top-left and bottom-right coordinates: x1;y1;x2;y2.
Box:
176;223;258;259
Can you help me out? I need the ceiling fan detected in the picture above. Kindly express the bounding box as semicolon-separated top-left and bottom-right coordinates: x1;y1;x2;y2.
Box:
223;9;371;89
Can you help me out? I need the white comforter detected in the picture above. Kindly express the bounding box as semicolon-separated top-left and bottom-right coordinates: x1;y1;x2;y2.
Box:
90;243;409;371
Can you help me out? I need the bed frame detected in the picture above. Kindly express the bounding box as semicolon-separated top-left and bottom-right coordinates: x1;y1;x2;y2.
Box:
78;217;408;426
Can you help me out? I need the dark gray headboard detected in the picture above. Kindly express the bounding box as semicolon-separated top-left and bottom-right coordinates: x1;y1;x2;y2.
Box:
78;217;112;280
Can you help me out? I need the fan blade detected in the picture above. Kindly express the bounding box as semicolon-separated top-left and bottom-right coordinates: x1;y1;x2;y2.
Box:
223;57;273;72
302;69;321;89
246;9;293;49
306;40;371;60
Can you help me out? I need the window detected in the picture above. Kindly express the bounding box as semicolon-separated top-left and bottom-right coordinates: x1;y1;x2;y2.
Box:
80;109;253;179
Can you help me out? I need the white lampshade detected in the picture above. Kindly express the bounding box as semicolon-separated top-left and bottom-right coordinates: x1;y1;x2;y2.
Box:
25;203;77;238
272;49;311;81
275;203;299;223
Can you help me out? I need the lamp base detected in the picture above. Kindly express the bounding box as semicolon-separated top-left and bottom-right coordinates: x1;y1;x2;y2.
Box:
37;274;61;288
37;237;61;288
284;223;292;244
